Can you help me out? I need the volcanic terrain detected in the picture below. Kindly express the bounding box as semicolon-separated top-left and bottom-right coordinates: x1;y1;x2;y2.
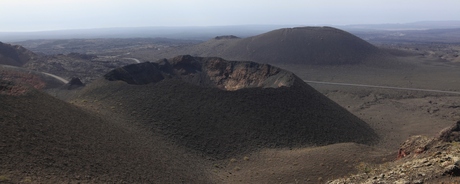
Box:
77;55;378;159
1;54;384;183
2;25;460;183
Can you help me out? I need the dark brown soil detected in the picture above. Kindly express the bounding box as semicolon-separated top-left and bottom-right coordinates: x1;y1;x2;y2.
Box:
0;87;212;183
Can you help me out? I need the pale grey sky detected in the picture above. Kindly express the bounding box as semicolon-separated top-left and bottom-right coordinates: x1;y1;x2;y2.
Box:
0;0;459;32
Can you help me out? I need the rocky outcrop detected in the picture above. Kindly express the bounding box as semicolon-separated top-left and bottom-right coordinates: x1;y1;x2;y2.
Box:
397;135;431;159
328;121;460;184
396;121;460;159
438;121;460;142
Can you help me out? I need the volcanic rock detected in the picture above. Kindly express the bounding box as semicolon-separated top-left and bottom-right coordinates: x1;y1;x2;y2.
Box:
438;121;460;142
329;122;460;183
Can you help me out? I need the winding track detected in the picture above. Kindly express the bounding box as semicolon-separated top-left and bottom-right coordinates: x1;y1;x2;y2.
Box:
122;58;141;63
304;80;460;95
41;72;69;83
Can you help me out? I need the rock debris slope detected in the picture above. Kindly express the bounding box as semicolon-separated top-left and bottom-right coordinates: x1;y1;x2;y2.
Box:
328;121;460;184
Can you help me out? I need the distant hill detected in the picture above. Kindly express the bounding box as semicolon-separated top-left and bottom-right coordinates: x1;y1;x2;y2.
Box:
170;27;385;65
0;42;36;66
78;55;378;159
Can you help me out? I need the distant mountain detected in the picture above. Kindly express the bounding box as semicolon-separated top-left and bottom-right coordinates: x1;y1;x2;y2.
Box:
174;27;385;65
0;42;36;66
78;55;378;158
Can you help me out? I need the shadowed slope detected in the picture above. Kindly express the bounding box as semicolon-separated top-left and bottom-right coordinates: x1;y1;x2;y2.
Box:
0;42;36;66
182;27;383;65
79;55;378;159
0;86;212;183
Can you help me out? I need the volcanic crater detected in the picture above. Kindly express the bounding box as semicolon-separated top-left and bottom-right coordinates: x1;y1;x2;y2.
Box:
81;55;379;158
104;55;295;91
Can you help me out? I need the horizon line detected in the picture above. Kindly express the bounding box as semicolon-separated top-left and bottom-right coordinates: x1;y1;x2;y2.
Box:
2;20;460;33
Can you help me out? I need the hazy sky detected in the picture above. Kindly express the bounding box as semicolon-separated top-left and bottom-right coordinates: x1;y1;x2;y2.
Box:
0;0;459;32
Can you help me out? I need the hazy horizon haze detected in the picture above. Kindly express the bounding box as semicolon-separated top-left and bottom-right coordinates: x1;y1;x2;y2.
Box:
1;0;459;32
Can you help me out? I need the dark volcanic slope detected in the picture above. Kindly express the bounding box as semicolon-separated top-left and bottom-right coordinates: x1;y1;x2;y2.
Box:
182;27;383;65
0;85;211;183
79;55;378;158
0;42;36;66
